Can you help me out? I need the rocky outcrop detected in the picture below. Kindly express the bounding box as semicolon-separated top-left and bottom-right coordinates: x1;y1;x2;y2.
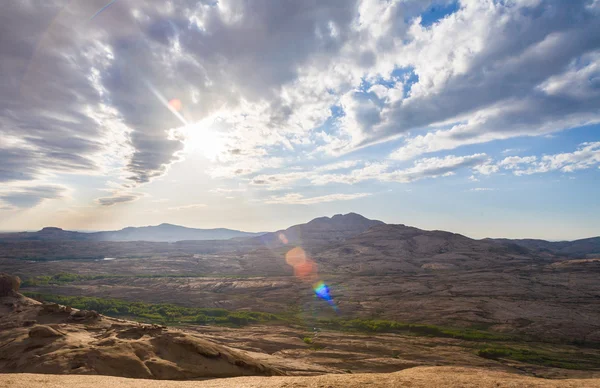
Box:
0;283;284;380
69;309;100;322
28;325;65;338
0;273;20;296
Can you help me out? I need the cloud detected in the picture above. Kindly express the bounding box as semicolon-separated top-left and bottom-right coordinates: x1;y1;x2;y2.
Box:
313;154;490;185
314;160;361;172
251;153;490;189
470;188;495;192
500;142;600;175
265;192;371;205
384;154;490;183
0;2;133;184
2;0;599;206
168;203;207;211
250;171;313;190
501;148;524;154
379;1;600;159
96;192;143;207
499;156;538;170
209;188;247;194
0;185;67;208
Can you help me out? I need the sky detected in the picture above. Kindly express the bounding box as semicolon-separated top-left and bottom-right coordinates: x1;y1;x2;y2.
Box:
0;0;599;240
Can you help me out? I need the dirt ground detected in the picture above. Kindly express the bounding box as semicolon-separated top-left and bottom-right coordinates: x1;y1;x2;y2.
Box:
3;366;600;388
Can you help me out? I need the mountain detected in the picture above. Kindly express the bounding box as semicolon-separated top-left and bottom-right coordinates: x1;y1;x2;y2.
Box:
314;223;537;274
0;227;91;242
485;237;600;258
253;212;385;248
0;224;262;243
93;223;262;242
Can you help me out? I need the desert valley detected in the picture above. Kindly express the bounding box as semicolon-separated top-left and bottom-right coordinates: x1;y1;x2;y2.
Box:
1;213;600;387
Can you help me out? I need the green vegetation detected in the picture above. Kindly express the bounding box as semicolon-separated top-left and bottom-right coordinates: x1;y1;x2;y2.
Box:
316;318;516;341
23;292;284;327
477;345;600;370
21;273;249;287
301;336;324;350
21;293;600;370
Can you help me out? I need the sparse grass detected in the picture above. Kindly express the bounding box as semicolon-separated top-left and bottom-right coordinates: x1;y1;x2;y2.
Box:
303;336;313;345
23;292;286;327
477;345;600;370
20;273;254;287
316;318;516;341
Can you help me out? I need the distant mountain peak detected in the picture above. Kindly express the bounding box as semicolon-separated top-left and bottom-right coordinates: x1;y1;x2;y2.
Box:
255;212;384;248
39;227;63;232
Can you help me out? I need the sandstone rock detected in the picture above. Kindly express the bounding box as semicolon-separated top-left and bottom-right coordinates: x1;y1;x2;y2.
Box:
116;324;163;339
70;309;100;321
29;325;65;338
41;303;62;314
0;273;20;296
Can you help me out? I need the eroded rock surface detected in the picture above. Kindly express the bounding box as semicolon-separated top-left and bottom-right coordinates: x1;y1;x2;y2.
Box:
0;290;286;379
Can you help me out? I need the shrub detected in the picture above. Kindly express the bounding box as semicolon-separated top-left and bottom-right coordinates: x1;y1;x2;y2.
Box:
478;347;512;359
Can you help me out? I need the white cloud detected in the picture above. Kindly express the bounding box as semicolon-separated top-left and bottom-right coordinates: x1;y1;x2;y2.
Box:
250;153;490;189
499;156;538;170
2;0;599;211
265;192;371;205
504;142;600;175
209;188;247;194
314;160;361;172
168;203;207;211
501;148;524;154
377;2;600;159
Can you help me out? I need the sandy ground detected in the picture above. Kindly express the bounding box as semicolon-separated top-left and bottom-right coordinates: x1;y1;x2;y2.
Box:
2;367;600;388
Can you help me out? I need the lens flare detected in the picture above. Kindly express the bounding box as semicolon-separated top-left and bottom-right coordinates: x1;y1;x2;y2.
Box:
294;259;317;279
284;247;337;312
89;0;118;22
285;247;318;280
278;232;289;244
313;281;337;311
168;98;182;112
285;247;306;267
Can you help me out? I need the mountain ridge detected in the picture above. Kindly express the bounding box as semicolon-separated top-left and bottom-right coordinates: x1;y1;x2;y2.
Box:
0;224;262;243
0;214;598;259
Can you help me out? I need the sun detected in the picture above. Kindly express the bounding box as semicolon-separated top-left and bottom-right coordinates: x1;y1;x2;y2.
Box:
180;123;224;161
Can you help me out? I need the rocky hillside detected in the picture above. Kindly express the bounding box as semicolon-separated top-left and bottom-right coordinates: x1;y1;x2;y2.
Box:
0;273;286;379
254;213;384;248
314;223;538;274
487;237;600;258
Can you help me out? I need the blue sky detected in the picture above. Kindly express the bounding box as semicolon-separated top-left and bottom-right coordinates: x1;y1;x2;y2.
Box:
0;0;599;240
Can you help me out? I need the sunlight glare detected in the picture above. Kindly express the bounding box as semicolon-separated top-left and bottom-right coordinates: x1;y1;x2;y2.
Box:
180;122;224;161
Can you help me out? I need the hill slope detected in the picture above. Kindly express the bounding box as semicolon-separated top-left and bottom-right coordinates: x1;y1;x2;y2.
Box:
0;224;262;243
254;213;384;248
486;237;600;258
314;223;536;274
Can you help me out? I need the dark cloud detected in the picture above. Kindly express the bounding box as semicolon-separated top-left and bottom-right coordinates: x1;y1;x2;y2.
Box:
96;193;142;206
2;0;599;205
0;185;66;208
0;1;109;185
368;0;600;148
0;148;41;182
